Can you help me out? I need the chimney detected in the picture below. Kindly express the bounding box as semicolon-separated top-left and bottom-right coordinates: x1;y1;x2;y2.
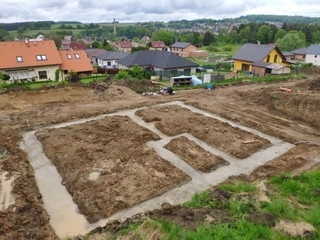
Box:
25;38;29;44
113;18;116;35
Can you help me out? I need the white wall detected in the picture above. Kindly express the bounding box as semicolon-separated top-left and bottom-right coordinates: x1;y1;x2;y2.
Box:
305;54;320;66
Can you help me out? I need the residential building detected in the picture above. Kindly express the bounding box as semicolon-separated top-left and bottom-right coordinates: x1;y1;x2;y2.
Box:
97;51;128;69
118;50;198;74
85;48;107;64
170;42;208;58
117;41;132;54
291;47;307;60
0;39;62;81
149;41;169;51
305;44;320;66
59;49;93;80
232;43;291;76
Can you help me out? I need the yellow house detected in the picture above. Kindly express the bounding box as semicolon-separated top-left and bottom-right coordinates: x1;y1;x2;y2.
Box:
232;44;291;76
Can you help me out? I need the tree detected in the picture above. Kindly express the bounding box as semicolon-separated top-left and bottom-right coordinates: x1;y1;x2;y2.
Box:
276;30;306;51
274;29;287;42
91;41;100;48
257;25;272;44
238;26;251;44
51;35;62;48
151;30;175;46
203;31;214;46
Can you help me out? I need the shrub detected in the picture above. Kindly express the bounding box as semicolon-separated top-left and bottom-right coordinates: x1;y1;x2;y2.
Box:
115;70;130;80
2;74;10;81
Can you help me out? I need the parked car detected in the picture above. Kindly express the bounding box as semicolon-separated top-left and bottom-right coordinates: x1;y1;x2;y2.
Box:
196;67;204;72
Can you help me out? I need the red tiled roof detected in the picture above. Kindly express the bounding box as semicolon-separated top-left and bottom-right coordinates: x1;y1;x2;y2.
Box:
70;41;86;50
59;50;93;72
119;41;132;48
0;40;62;70
150;41;167;48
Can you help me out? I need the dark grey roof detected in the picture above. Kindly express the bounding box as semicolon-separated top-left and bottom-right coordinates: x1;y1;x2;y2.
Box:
118;50;198;70
232;44;277;62
171;42;192;48
97;51;128;60
291;47;307;54
85;48;99;54
282;51;294;56
306;44;320;54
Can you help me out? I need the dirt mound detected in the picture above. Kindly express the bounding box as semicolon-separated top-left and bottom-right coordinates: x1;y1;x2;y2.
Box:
239;83;320;129
113;78;160;93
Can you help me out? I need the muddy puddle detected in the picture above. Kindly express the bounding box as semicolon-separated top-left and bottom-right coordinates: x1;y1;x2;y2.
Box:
20;101;295;238
0;172;15;211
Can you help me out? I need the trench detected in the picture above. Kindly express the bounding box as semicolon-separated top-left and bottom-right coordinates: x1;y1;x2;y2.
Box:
20;101;295;238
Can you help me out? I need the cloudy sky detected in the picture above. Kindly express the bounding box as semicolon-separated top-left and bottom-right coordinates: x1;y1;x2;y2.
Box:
1;0;320;23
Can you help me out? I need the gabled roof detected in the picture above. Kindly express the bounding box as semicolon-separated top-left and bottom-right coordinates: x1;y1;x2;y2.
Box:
141;36;150;41
0;40;62;70
290;47;307;55
119;41;132;48
85;48;107;57
70;41;86;51
232;43;281;62
306;44;320;54
97;51;128;60
118;50;198;70
171;42;192;48
150;41;167;48
59;50;93;72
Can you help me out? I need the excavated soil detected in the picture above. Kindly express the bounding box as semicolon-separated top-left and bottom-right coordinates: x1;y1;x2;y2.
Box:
164;136;230;173
36;116;191;223
0;76;320;239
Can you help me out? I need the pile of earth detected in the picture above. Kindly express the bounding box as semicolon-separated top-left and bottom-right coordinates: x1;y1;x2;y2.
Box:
112;78;161;93
236;81;320;129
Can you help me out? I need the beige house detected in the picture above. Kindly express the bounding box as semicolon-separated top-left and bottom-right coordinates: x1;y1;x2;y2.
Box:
170;42;208;58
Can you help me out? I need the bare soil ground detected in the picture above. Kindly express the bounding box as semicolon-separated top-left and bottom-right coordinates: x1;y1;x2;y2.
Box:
0;75;320;239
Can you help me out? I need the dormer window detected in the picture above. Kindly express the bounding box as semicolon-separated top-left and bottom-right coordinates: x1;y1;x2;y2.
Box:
75;53;80;59
16;56;23;62
67;54;72;59
36;55;47;61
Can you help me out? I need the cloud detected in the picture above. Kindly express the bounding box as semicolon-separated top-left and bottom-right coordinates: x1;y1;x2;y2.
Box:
1;0;320;23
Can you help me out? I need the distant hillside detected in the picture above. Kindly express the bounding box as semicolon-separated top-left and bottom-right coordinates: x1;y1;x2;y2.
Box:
232;15;320;24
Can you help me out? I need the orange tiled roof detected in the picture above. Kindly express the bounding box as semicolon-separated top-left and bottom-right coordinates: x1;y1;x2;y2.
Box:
59;50;93;72
0;40;62;70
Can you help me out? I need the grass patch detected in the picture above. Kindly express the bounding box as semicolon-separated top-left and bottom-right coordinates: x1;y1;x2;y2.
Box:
220;182;258;193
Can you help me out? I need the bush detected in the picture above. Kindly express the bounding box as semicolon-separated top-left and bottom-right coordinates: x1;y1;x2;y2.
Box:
115;70;130;80
2;74;10;81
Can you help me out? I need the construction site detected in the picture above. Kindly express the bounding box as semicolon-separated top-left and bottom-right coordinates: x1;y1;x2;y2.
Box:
0;72;320;239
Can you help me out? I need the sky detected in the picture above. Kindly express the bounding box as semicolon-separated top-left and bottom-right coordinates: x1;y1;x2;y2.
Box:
1;0;320;23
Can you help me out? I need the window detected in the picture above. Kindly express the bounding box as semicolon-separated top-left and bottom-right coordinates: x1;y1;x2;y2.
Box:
16;56;23;62
274;55;278;63
38;71;47;79
266;55;270;63
75;53;80;59
67;54;72;59
315;55;318;58
107;61;111;66
36;55;47;61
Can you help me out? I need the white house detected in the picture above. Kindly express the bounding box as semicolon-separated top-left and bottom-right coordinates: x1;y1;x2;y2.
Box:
305;44;320;66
